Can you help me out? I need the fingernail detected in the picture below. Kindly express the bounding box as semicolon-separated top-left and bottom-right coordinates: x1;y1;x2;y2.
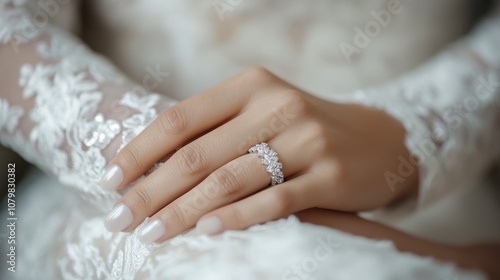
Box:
101;164;123;191
138;218;165;245
196;216;222;235
105;203;133;232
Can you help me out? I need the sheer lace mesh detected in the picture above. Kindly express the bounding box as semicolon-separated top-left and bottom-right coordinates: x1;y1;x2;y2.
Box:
0;0;497;279
334;14;500;209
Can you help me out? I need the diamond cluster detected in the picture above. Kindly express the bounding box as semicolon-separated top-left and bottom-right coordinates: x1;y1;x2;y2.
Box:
248;142;285;186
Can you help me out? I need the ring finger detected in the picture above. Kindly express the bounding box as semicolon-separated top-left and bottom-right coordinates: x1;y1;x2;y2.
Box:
137;137;307;244
105;107;304;233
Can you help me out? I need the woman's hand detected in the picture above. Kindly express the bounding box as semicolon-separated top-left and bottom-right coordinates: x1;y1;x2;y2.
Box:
100;67;418;244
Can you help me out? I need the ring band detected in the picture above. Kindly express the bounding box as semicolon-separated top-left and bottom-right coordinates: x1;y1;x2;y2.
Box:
248;142;284;186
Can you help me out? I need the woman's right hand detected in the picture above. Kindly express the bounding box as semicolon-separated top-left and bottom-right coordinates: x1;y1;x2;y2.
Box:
100;67;419;244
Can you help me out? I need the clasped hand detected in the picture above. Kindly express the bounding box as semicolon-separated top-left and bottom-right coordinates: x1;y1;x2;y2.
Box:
101;67;417;244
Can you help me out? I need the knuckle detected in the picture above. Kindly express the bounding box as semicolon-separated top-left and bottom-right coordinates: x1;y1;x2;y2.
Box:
175;144;208;176
320;160;347;186
245;66;272;78
157;105;188;136
242;66;277;84
274;90;308;115
307;122;333;153
166;204;190;227
211;163;246;197
119;146;144;171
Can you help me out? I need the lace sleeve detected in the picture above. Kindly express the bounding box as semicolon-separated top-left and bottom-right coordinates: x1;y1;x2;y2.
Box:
0;0;177;211
335;6;500;210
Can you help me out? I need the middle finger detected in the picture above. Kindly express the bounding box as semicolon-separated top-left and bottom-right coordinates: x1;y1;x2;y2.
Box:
105;109;282;232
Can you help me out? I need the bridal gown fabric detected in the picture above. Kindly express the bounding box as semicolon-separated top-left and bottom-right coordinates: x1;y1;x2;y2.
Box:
1;0;499;279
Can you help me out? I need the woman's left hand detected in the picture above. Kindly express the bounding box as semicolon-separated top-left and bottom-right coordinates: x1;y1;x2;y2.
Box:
101;67;418;244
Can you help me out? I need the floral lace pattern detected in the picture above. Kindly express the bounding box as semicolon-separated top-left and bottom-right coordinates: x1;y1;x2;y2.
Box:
13;33;126;206
0;0;38;45
0;0;497;279
333;16;500;210
118;92;168;151
0;2;175;277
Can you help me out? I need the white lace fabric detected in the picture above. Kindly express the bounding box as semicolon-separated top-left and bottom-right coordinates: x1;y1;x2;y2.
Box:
0;0;497;279
1;33;166;210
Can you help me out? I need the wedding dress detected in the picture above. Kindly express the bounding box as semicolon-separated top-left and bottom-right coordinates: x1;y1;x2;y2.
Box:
0;0;499;279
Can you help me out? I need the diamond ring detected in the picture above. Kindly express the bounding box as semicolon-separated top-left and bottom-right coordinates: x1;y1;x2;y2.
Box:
248;142;285;186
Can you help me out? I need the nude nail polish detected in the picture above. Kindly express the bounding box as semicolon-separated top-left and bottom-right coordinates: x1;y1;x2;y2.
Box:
138;218;165;245
101;164;123;191
105;203;133;232
196;216;222;235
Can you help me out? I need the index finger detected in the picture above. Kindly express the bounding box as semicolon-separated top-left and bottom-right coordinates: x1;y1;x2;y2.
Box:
100;68;270;191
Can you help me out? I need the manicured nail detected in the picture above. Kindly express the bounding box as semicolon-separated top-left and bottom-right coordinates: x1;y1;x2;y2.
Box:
105;203;133;232
138;218;165;245
101;164;123;191
196;216;222;235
